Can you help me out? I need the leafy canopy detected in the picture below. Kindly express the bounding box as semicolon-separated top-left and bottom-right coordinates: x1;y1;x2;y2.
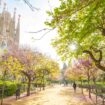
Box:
45;0;105;62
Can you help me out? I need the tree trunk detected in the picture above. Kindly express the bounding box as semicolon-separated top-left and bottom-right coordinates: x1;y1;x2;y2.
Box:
83;50;105;72
27;77;31;96
1;85;5;105
93;78;97;104
88;74;91;98
1;70;6;105
42;77;45;90
80;79;83;94
42;71;45;90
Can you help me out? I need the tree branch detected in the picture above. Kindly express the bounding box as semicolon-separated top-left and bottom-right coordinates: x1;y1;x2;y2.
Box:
83;50;99;62
72;0;96;16
27;28;53;33
83;50;105;72
90;47;102;62
96;63;105;72
21;70;30;78
31;28;55;40
23;0;40;11
55;0;96;21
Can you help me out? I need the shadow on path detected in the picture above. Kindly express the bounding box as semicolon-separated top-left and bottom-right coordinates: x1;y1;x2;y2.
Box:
1;85;96;105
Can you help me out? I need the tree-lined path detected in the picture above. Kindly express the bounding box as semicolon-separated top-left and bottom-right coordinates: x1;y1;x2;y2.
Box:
3;85;95;105
0;1;105;105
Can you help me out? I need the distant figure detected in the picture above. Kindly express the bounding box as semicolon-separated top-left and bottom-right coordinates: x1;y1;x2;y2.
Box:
16;87;20;100
66;81;68;86
73;82;77;93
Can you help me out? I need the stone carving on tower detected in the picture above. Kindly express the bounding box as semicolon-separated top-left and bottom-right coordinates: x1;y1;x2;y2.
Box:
0;3;20;50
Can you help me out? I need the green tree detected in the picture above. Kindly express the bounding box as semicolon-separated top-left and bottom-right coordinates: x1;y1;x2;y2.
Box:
35;55;60;90
45;0;105;72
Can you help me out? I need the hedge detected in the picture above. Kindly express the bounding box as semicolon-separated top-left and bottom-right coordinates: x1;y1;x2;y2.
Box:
0;81;18;97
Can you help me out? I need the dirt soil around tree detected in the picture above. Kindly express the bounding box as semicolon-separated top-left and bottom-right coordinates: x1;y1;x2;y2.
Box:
1;85;98;105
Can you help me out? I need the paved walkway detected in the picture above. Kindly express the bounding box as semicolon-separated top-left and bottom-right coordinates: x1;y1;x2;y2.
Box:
1;85;96;105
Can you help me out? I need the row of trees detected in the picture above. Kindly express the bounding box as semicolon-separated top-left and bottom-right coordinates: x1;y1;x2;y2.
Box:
45;0;105;72
45;1;105;101
40;1;105;104
64;57;104;98
0;42;60;104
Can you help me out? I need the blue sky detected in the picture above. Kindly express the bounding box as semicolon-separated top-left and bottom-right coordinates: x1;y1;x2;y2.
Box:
0;0;63;67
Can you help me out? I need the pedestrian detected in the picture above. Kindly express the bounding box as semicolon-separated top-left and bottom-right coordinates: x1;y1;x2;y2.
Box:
73;82;77;93
16;87;20;100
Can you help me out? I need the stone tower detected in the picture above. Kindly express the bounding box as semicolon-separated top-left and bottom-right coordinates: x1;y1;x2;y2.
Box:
0;3;20;49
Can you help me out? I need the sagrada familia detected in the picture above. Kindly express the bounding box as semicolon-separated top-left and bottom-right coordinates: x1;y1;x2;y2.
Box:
0;3;20;49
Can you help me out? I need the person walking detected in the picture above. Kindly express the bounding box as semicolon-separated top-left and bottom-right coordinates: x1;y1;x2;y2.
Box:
16;87;20;100
73;82;77;93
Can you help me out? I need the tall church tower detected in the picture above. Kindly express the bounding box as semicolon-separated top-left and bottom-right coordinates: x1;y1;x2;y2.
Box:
0;3;20;50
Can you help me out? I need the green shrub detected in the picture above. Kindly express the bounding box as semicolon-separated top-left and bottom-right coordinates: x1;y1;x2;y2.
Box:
4;81;17;96
0;81;17;97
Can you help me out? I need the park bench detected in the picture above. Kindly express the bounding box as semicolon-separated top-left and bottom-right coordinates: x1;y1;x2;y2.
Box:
78;84;105;105
93;87;105;105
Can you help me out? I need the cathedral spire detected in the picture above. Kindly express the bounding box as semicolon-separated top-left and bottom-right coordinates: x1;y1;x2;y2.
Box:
15;14;20;46
9;8;16;41
18;15;20;25
0;3;20;49
13;8;16;22
2;3;6;36
0;0;1;6
3;3;6;11
17;14;20;33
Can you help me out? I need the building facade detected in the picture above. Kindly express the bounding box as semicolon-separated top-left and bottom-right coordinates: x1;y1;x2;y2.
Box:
0;3;20;49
